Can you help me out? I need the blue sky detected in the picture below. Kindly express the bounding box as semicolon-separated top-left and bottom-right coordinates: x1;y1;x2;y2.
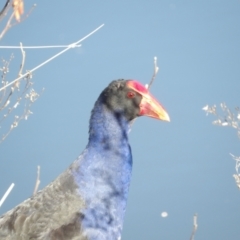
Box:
1;1;240;239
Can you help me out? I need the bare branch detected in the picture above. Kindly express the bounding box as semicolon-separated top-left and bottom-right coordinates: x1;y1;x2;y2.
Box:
0;183;14;207
0;3;36;40
203;104;240;133
130;57;160;130
0;51;42;143
0;11;15;40
0;0;11;22
233;174;240;189
18;42;25;76
0;23;105;92
0;55;14;108
203;104;240;189
33;165;40;195
0;44;82;49
146;56;159;90
189;214;198;240
0;87;42;143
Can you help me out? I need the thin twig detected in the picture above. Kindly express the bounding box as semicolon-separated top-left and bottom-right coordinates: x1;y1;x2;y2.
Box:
0;55;14;107
0;11;15;40
18;42;25;76
147;56;159;90
0;3;36;40
0;45;82;49
0;183;15;207
0;0;11;21
33;165;40;195
130;57;160;130
0;87;42;143
13;42;25;89
203;104;240;189
190;214;198;240
0;23;104;92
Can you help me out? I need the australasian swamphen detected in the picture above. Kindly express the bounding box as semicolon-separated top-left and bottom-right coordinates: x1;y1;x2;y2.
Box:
0;79;170;240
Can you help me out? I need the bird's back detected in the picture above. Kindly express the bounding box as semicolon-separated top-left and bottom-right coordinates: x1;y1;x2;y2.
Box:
0;167;85;240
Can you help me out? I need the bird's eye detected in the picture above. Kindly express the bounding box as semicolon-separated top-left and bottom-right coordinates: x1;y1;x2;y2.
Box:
127;91;135;98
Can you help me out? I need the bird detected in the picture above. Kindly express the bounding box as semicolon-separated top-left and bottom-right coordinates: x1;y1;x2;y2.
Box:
0;79;170;240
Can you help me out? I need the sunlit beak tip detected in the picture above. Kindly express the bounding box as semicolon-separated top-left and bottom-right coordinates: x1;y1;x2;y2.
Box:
161;112;170;122
165;114;171;122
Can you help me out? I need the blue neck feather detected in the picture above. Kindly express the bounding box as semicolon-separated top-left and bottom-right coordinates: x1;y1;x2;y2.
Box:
72;98;133;240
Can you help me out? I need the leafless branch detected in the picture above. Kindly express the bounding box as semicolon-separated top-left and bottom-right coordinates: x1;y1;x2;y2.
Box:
130;57;160;130
147;56;159;90
33;165;40;195
0;44;82;49
0;44;33;143
203;103;240;189
0;0;11;22
0;87;41;143
0;183;14;207
233;173;240;189
189;214;198;240
13;42;25;89
0;11;15;40
0;2;36;40
0;23;105;92
0;51;40;143
203;103;240;132
18;42;25;76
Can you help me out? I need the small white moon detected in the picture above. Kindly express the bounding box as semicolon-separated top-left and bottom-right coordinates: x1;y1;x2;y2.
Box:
161;212;168;218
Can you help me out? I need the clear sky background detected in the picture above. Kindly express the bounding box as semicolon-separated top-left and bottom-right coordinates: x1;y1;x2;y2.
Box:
1;1;240;239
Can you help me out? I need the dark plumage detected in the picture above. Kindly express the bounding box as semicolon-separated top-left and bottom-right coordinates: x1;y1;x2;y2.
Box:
0;79;170;240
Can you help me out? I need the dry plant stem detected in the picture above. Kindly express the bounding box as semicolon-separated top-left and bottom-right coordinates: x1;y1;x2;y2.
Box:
0;81;31;122
0;89;13;111
147;56;159;90
18;42;25;76
0;56;15;111
0;45;82;49
130;57;160;129
203;103;240;189
189;214;198;240
0;0;11;22
0;55;14;108
0;23;104;92
0;45;36;143
33;165;40;195
233;174;240;189
14;42;25;89
0;11;14;40
0;44;25;113
0;4;36;40
0;183;14;207
0;87;41;143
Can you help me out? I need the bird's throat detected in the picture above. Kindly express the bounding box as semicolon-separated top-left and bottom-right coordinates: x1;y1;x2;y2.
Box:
88;100;130;150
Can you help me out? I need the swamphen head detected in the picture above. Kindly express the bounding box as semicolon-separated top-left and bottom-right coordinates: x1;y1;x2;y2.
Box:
96;79;170;122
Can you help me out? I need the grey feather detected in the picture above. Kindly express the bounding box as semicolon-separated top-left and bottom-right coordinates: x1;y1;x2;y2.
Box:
0;161;86;240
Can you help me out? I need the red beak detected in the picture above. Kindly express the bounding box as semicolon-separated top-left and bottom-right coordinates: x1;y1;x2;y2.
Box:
127;80;170;121
139;92;170;121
